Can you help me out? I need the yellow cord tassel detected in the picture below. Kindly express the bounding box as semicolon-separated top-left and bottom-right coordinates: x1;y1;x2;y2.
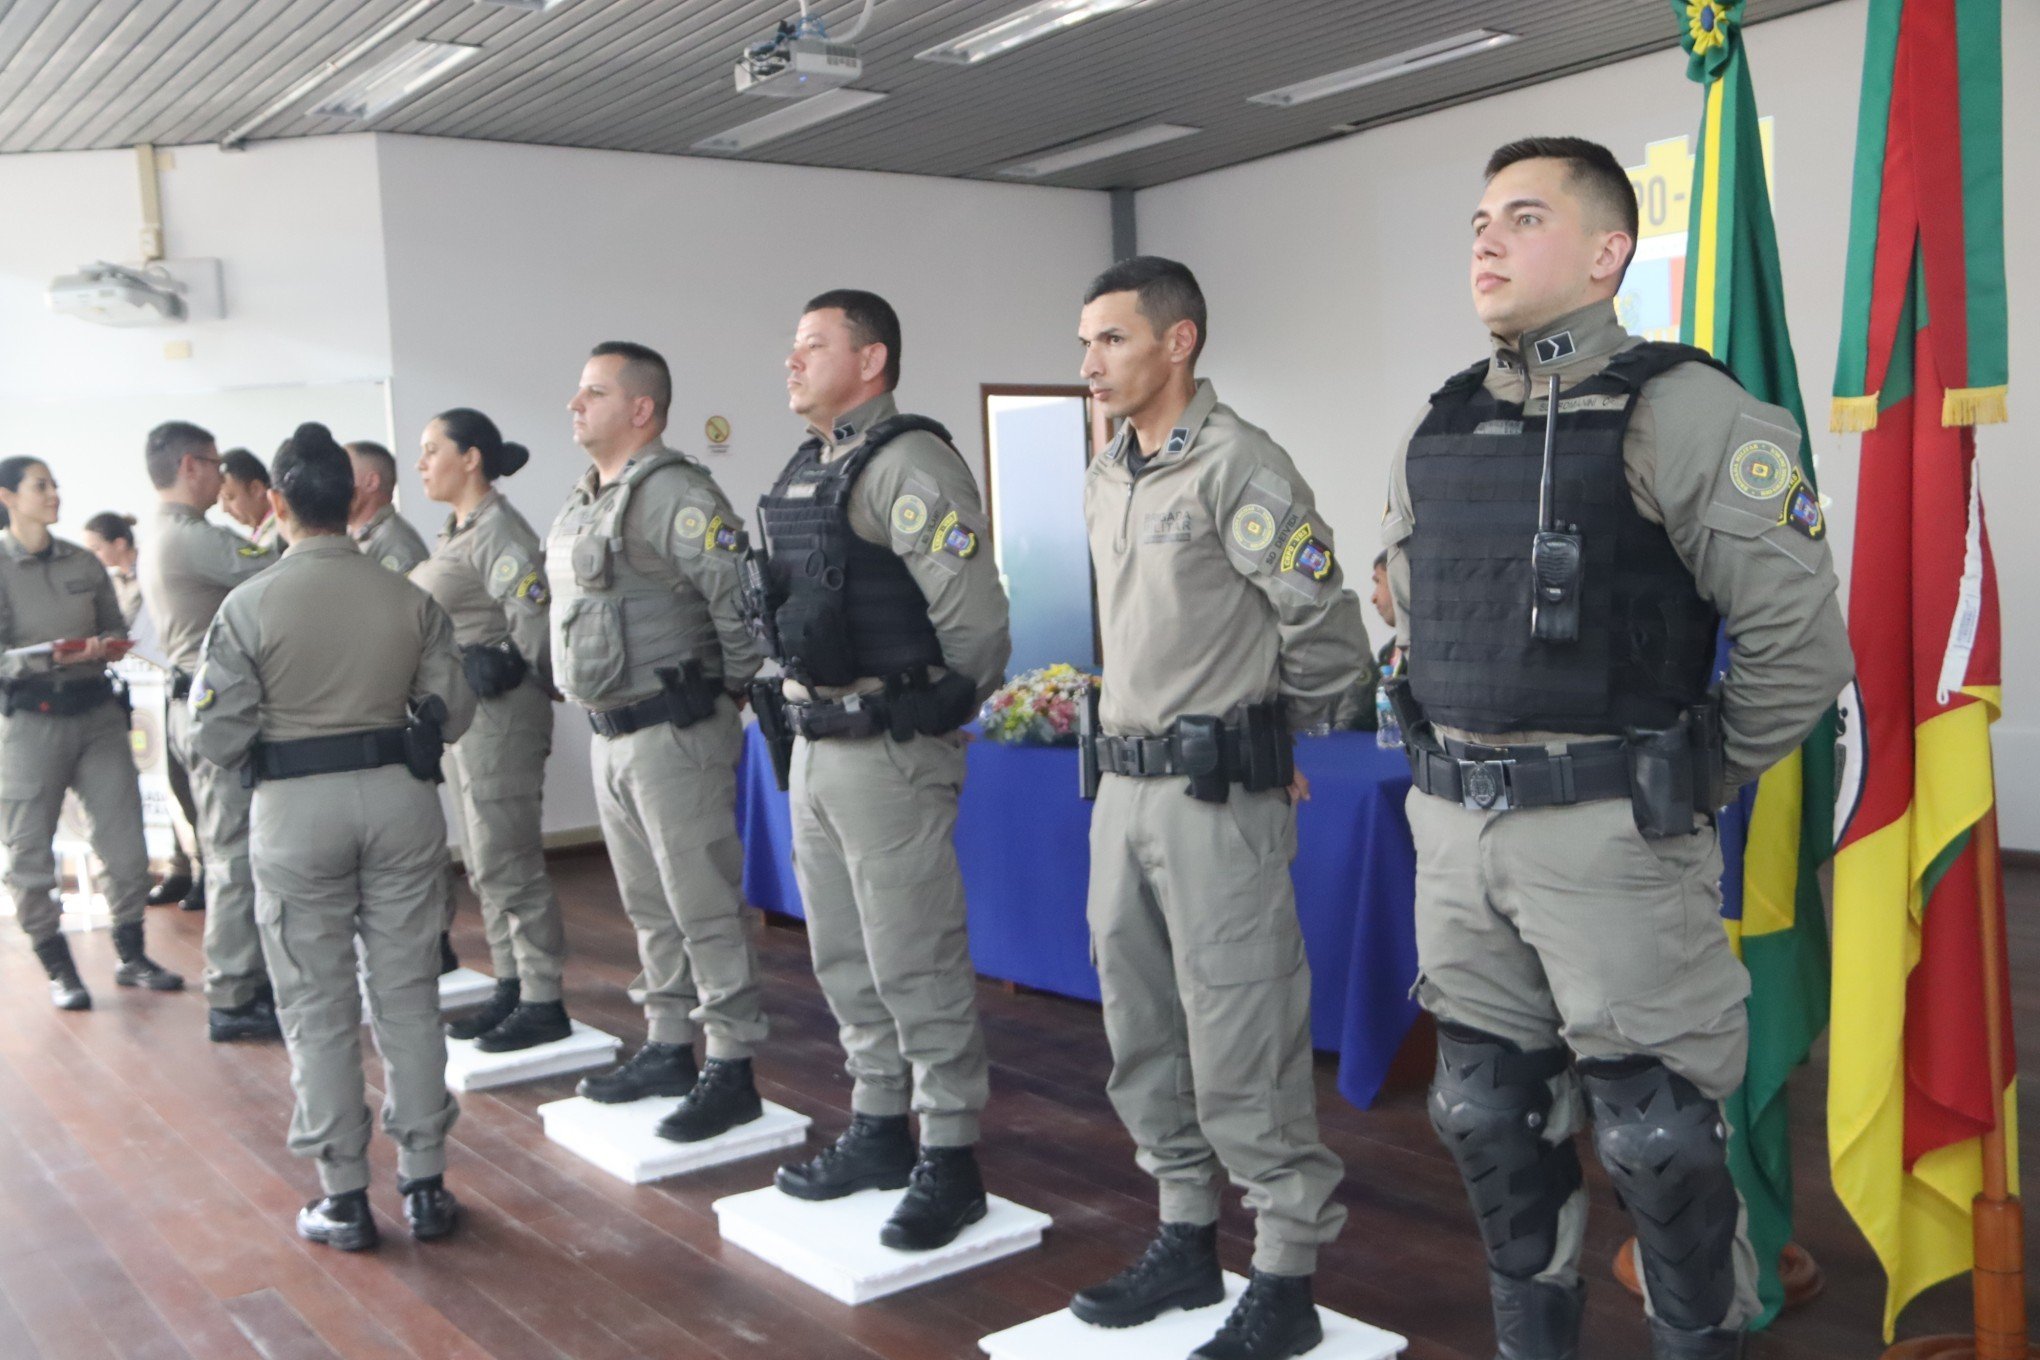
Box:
1942;385;2008;427
1831;393;1882;433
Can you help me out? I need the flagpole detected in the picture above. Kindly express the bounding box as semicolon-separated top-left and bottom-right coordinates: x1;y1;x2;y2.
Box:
1885;803;2030;1359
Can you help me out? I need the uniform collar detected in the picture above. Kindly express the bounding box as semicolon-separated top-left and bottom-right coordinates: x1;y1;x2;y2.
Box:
1490;299;1628;381
158;499;204;523
445;488;500;538
280;534;357;561
577;439;670;498
1104;379;1218;467
811;391;898;456
350;503;395;543
0;530;63;563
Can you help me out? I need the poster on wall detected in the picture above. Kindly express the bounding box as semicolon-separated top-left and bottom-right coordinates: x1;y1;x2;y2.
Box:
1618;120;1776;341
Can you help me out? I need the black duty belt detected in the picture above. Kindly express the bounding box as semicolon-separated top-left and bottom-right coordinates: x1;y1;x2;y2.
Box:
169;669;193;700
586;681;723;739
1093;729;1249;778
785;693;888;740
251;727;409;782
1;673;115;718
1409;735;1632;812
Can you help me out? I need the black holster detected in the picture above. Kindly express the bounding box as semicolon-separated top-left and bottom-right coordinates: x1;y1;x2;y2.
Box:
404;696;448;784
1175;715;1229;803
1625;691;1725;837
460;641;528;699
1238;701;1294;793
750;679;794;792
1078;686;1101;802
657;661;721;727
881;667;977;742
0;672;115;718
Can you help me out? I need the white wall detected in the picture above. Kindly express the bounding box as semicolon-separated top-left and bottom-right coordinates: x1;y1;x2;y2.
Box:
1137;0;2040;847
372;134;1112;834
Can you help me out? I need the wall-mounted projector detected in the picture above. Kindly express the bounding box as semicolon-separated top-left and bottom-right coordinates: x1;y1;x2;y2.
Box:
735;36;861;97
46;259;223;328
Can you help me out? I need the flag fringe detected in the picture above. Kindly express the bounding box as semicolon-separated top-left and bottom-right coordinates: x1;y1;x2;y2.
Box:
1941;386;2008;427
1832;393;1883;432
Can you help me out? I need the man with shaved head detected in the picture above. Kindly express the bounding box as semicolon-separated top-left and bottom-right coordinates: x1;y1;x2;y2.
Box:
346;440;431;575
1382;136;1850;1360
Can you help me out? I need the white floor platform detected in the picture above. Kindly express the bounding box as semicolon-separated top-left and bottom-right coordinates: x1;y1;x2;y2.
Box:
714;1184;1052;1305
978;1272;1407;1360
539;1095;811;1184
444;1020;619;1093
358;965;496;1021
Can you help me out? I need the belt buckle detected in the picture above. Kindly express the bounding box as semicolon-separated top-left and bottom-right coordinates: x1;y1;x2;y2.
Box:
1458;758;1512;812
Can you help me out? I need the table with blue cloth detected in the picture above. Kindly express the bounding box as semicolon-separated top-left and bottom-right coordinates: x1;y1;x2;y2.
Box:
735;725;1421;1109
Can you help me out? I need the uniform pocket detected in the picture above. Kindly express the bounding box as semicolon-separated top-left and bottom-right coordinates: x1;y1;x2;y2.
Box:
1191;932;1305;988
557;596;626;698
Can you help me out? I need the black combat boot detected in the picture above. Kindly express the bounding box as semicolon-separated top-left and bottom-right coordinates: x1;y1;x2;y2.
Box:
775;1113;915;1200
474;1000;571;1053
179;869;205;912
576;1041;697;1103
111;922;184;991
1490;1271;1584;1360
1648;1318;1744;1360
34;935;92;1011
209;996;282;1042
438;931;459;976
1191;1270;1322;1359
147;871;192;907
654;1057;762;1142
445;977;519;1040
1071;1222;1225;1327
399;1174;460;1242
297;1189;378;1251
880;1145;987;1250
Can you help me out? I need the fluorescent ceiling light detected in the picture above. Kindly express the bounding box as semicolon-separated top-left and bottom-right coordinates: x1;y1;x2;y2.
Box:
917;0;1166;66
310;41;482;120
691;88;889;155
475;0;574;11
997;123;1199;178
1246;29;1517;107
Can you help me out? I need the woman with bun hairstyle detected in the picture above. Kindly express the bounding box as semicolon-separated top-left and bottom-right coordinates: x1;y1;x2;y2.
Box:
410;408;571;1052
0;458;183;1008
190;422;473;1250
81;512;143;627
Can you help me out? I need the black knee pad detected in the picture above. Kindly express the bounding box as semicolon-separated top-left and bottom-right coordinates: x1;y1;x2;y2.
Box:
1428;1021;1582;1281
1578;1056;1739;1331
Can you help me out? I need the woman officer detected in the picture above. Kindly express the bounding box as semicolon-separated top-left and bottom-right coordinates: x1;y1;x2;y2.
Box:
0;457;183;1007
190;424;474;1251
411;407;571;1052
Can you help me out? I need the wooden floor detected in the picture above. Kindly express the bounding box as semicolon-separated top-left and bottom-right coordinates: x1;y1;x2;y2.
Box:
2;853;2035;1360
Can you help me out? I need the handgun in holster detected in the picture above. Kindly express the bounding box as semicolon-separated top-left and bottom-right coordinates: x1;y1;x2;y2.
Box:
1237;702;1294;792
750;679;794;791
1078;685;1101;801
404;695;449;784
1175;714;1229;804
656;660;720;726
1624;691;1725;838
737;543;783;660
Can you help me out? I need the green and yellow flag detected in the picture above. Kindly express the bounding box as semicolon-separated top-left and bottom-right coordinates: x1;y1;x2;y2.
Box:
1669;0;1835;1328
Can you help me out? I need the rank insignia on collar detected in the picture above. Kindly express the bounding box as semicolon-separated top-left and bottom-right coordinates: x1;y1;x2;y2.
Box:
1533;330;1576;365
1163;427;1189;456
832;422;857;442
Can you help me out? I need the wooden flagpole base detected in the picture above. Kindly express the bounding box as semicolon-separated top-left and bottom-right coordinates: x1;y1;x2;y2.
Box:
1611;1238;1825;1309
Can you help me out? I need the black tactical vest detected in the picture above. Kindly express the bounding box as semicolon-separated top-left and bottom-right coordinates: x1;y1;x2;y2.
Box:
755;415;955;688
1405;342;1728;734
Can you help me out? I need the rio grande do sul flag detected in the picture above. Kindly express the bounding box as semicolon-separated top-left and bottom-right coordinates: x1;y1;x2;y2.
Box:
1827;4;2013;1333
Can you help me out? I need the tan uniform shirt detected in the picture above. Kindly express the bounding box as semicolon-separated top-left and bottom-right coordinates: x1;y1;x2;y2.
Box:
783;392;1013;703
189;536;472;767
250;511;285;555
1085;380;1372;737
139;501;276;674
110;568;143;630
410;489;553;694
1382;298;1853;789
353;504;432;575
546;439;762;709
0;532;126;682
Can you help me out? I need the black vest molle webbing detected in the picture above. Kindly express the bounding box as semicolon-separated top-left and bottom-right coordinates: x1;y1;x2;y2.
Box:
1404;342;1730;735
755;414;957;688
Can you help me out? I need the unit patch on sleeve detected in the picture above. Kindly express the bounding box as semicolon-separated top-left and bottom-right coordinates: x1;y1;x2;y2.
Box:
933;509;979;560
1780;475;1826;540
1729;439;1794;501
891;493;929;540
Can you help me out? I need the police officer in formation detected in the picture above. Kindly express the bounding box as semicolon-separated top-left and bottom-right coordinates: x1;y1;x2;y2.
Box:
752;290;1012;1250
0;456;184;1008
1073;258;1371;1360
190;421;472;1252
412;407;572;1052
138;421;283;1041
220;447;285;552
347;440;432;573
1381;138;1851;1360
548;341;770;1141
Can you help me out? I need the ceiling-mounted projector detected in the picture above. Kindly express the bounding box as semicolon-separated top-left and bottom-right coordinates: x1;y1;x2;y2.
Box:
736;19;861;97
47;262;187;327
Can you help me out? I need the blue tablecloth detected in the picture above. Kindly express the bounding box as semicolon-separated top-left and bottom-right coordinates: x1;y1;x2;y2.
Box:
736;726;1421;1108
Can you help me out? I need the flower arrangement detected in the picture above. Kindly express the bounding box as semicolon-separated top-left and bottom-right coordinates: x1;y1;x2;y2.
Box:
978;664;1098;746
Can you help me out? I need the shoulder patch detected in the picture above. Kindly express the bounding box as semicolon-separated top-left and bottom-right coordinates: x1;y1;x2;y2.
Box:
192;684;216;712
515;569;550;605
236;544;267;558
933;509;979;559
1780;475;1826;539
380;553;404;572
1729;440;1794;500
706;514;742;554
1280;522;1335;582
1230;504;1276;553
675;505;709;543
891;493;929;540
490;552;521;588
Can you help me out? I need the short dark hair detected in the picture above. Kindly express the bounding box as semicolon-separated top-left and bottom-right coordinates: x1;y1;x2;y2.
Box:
1484;136;1639;280
220;447;269;489
803;289;903;391
272;424;354;532
84;511;137;546
0;456;48;494
344;440;398;496
144;420;215;489
1371;550;1388;573
590;341;672;420
432;408;529;481
1083;256;1207;364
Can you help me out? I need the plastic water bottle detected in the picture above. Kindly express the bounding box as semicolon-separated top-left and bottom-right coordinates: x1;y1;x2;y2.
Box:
1375;684;1402;749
